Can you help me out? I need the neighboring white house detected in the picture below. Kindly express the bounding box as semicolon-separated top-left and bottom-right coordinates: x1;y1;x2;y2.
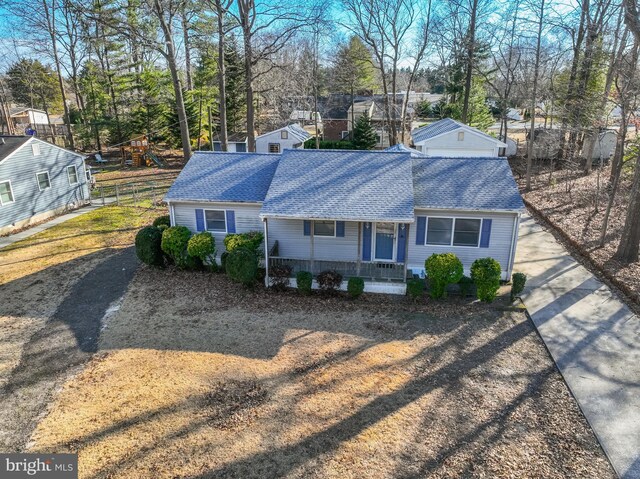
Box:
581;130;617;161
411;118;507;157
289;110;322;123
9;108;50;127
211;133;247;152
164;149;524;294
255;124;312;154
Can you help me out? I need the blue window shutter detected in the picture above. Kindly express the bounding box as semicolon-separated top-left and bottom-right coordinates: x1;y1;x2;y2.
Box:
336;221;345;237
303;220;311;236
226;210;236;233
195;209;204;232
480;219;492;248
396;224;407;263
416;216;426;245
362;222;372;261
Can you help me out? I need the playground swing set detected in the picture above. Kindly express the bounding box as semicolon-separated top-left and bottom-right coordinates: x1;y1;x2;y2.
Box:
123;134;166;168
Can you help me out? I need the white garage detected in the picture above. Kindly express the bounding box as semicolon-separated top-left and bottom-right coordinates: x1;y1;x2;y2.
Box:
412;118;506;158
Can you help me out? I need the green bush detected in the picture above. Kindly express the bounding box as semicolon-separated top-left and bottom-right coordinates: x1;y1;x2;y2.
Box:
296;271;313;295
317;270;343;293
187;232;216;267
157;224;169;232
135;226;164;267
471;258;502;303
153;215;171;227
270;265;292;291
407;278;425;300
510;272;527;302
226;247;258;287
161;226;193;269
220;251;229;273
224;231;264;255
458;275;474;298
424;253;464;299
347;277;365;299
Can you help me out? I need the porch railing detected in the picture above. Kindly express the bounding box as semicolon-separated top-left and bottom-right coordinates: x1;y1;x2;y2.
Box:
269;257;406;281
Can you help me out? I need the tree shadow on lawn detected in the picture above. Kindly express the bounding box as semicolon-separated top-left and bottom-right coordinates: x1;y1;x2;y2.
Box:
0;247;138;452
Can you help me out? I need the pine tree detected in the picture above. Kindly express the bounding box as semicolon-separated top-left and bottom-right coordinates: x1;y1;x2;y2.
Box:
352;112;377;150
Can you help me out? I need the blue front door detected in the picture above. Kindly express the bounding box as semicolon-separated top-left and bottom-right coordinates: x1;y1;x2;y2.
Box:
374;223;395;261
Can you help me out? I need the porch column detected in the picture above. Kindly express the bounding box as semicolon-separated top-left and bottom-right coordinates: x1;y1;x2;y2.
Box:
263;218;269;287
356;221;362;276
310;220;315;274
403;223;410;280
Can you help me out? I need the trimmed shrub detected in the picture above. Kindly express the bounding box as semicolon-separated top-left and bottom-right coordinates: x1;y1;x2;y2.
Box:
135;226;164;267
407;278;425;300
187;232;216;267
153;215;171;227
317;270;343;293
270;264;292;291
347;277;365;299
458;275;474;298
224;231;264;255
296;271;313;294
161;226;193;269
510;272;527;302
220;251;229;273
424;253;464;299
226;247;258;287
471;257;502;303
157;224;169;232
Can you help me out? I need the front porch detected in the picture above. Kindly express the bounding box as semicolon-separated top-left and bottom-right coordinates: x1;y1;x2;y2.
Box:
269;256;407;282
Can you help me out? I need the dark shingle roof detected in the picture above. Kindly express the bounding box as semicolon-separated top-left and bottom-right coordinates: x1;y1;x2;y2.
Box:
411;118;504;145
260;149;415;222
0;136;31;163
164;152;279;203
412;157;524;211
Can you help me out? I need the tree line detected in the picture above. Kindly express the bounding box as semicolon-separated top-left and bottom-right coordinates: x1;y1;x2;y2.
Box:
0;0;639;262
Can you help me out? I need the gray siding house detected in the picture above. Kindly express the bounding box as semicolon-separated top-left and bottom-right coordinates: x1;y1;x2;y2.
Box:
0;136;90;235
164;149;524;294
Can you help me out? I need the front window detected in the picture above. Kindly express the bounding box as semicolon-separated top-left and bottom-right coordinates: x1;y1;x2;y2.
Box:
205;210;226;232
425;217;481;247
313;220;335;237
36;171;51;191
453;218;481;247
67;165;79;185
426;217;453;245
269;143;281;153
0;181;14;205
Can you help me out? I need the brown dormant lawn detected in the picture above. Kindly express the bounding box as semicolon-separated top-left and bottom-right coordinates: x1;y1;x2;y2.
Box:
29;268;614;479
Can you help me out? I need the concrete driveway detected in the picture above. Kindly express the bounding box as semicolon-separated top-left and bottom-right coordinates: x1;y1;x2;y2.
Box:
515;214;640;479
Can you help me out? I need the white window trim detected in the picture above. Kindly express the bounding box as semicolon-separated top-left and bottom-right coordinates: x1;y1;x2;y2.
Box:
32;143;41;156
268;143;281;154
281;130;289;139
0;179;15;206
425;217;482;249
67;165;79;185
204;208;227;233
313;220;336;238
373;222;397;262
36;171;51;191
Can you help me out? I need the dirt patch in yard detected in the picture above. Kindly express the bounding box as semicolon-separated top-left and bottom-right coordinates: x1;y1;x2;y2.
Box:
29;268;615;478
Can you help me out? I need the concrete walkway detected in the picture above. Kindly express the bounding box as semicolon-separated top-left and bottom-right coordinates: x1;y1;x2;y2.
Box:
0;200;115;250
515;214;640;479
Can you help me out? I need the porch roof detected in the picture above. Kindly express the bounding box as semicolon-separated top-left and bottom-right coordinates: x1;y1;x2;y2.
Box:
260;149;415;222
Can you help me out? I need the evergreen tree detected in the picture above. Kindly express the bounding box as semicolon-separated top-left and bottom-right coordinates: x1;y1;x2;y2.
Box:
352;112;377;150
6;59;62;116
223;37;247;134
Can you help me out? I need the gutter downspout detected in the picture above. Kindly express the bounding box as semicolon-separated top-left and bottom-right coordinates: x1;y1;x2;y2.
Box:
168;202;175;227
403;223;410;281
506;213;520;281
263;218;269;288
